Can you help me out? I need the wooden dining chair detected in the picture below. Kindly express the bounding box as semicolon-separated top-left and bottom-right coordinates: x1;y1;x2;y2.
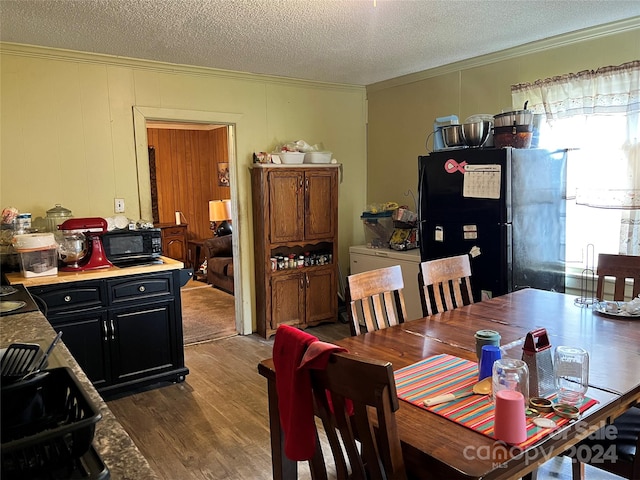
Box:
345;265;408;336
418;254;474;316
568;405;640;480
596;253;640;301
309;352;407;480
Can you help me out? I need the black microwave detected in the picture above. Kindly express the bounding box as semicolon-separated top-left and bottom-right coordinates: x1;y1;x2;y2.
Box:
102;229;163;267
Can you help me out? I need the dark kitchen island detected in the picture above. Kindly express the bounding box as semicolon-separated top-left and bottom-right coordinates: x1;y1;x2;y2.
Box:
4;257;189;396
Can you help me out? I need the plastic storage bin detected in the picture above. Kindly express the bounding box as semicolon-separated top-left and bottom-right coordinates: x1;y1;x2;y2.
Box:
304;151;332;164
361;211;394;248
12;233;58;278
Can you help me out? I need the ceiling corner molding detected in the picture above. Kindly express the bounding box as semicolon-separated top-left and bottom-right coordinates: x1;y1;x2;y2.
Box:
366;16;640;94
0;42;365;93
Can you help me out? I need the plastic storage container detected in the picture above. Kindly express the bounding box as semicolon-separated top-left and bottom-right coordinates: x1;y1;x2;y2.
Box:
361;211;394;248
12;233;58;278
276;152;305;164
494;125;533;149
304;151;332;164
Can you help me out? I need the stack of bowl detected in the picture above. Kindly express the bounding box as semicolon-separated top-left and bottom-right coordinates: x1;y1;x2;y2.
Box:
493;109;534;148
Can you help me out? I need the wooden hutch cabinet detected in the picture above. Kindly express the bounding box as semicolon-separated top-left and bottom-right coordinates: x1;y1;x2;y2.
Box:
252;164;339;338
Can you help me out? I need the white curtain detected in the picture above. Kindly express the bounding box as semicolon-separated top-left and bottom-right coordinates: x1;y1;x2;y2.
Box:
512;61;640;255
512;62;640;119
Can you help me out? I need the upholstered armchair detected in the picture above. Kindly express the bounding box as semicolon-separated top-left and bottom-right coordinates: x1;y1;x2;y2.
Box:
203;235;234;294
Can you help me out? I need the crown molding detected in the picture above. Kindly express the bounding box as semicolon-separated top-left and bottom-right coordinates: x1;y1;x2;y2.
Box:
0;42;364;93
366;16;640;94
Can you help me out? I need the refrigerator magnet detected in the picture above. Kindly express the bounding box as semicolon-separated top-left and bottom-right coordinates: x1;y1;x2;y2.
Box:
469;246;481;258
435;226;444;242
463;225;478;240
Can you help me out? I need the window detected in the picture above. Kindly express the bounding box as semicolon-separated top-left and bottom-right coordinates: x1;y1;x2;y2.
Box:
512;61;640;270
537;113;630;266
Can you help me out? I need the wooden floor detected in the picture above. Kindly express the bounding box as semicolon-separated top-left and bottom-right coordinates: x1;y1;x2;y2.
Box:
106;321;623;480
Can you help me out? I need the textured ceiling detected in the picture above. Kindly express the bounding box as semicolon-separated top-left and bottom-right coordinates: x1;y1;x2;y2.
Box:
1;0;639;85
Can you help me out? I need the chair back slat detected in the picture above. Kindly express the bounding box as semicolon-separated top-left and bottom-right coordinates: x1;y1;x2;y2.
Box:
382;290;399;326
346;265;407;336
596;253;640;301
419;254;474;316
309;352;406;480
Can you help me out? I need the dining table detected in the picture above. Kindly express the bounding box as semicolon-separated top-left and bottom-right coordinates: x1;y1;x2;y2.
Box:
257;288;640;480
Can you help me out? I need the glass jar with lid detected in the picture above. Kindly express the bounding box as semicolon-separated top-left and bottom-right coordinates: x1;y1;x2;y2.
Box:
43;204;73;233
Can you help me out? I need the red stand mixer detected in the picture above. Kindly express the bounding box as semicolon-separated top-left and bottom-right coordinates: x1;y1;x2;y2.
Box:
57;218;113;271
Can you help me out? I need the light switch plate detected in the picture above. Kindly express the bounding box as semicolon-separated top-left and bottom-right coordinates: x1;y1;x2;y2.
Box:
114;198;125;213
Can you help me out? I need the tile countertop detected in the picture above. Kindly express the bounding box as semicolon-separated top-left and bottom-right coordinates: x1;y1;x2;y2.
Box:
1;309;159;480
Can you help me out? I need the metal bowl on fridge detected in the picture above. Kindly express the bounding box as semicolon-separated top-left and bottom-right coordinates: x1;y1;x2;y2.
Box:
441;125;465;148
462;121;491;147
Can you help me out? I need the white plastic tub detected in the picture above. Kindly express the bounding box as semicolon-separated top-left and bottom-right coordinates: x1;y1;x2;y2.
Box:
277;152;305;164
12;233;58;277
304;151;332;164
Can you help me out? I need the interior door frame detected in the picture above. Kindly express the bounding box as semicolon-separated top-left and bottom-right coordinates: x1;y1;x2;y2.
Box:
133;106;248;335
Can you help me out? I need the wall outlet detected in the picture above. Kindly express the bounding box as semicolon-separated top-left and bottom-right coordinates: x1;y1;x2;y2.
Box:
114;198;125;213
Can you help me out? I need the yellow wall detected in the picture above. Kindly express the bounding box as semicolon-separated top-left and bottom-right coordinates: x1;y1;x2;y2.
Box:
366;20;640;210
0;44;367;333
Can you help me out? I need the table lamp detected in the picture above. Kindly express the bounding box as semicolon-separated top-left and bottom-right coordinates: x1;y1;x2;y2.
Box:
209;199;232;237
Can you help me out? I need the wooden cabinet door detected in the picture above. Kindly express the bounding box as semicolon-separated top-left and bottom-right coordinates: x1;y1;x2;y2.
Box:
109;301;175;384
165;237;186;262
52;311;110;388
269;170;304;243
305;267;337;325
156;224;188;263
270;272;304;329
305;170;337;240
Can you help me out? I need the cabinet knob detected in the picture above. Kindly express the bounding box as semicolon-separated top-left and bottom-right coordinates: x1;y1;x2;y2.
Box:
139;285;146;292
64;295;72;302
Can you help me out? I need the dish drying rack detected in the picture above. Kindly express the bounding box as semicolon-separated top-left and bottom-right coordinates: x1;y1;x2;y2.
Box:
575;244;597;307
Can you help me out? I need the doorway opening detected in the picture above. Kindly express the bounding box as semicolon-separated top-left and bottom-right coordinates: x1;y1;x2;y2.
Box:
133;106;247;335
145;122;229;240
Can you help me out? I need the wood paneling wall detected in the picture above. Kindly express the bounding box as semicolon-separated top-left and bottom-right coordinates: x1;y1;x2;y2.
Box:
147;127;230;241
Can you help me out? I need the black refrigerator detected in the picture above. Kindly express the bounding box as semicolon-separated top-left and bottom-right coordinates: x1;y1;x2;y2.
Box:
418;147;568;301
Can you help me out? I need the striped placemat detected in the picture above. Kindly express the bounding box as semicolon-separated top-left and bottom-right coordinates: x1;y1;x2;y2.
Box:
394;354;598;448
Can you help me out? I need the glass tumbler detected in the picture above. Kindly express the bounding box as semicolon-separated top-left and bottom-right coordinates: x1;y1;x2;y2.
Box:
491;358;529;406
554;346;589;405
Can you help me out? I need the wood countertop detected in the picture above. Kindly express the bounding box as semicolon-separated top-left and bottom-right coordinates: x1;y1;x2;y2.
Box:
1;309;159;479
4;256;184;287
